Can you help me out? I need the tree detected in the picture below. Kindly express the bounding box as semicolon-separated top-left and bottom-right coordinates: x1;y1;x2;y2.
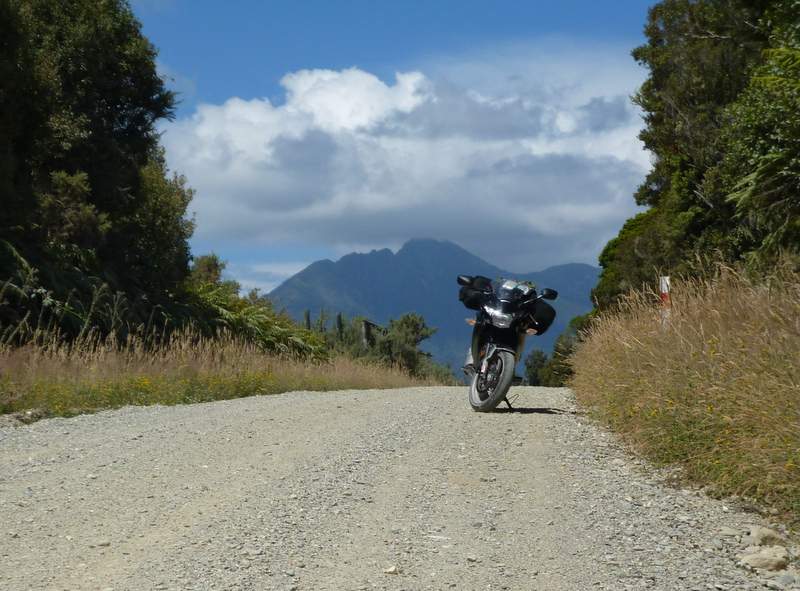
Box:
191;254;227;286
116;153;194;294
0;0;37;235
0;0;190;334
335;312;344;341
721;10;800;267
536;314;592;387
373;313;437;377
538;335;575;387
593;0;772;307
524;349;548;386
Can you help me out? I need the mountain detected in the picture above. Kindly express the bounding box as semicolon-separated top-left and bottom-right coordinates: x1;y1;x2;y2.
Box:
269;239;599;372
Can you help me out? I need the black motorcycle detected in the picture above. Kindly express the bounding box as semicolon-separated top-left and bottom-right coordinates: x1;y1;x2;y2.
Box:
457;275;558;411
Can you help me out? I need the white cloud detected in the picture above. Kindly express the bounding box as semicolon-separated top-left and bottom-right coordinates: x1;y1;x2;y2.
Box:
281;68;428;132
228;261;311;294
161;41;650;273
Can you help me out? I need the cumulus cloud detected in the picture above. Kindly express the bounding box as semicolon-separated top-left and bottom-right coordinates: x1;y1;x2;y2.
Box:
227;261;311;294
161;43;649;274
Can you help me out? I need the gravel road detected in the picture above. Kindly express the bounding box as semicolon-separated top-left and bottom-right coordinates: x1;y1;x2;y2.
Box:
0;387;793;590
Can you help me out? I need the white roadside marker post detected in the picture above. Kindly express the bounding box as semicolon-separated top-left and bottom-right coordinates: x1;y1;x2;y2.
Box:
659;275;671;327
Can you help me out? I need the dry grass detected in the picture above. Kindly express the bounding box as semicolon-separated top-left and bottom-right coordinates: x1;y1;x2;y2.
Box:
571;265;800;518
0;330;438;418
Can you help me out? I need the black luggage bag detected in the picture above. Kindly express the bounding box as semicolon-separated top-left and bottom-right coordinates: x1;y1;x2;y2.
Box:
458;275;492;310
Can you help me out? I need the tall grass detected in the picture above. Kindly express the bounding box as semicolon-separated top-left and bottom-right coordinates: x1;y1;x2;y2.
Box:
572;265;800;518
0;329;441;419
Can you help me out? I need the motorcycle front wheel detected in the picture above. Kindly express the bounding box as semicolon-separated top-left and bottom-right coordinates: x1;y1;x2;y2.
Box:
468;349;515;412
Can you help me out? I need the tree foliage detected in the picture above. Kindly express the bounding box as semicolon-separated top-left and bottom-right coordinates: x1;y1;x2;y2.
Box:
1;0;185;319
723;21;800;266
594;0;799;307
523;349;547;386
524;314;591;387
372;313;436;377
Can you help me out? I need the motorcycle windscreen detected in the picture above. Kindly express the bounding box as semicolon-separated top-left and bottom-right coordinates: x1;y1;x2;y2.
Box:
532;299;556;334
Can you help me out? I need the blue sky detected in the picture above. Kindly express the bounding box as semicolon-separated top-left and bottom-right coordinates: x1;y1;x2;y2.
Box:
132;0;655;292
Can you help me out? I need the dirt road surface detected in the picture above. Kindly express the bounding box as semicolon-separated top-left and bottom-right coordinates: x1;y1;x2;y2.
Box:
0;387;777;590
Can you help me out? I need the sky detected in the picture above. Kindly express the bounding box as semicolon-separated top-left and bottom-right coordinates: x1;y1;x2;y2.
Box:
131;0;655;293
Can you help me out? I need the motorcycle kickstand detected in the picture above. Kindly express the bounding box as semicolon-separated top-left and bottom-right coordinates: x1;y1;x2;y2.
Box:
503;397;513;410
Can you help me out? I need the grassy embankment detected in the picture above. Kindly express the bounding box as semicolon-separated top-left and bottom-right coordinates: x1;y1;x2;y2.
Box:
0;331;441;419
572;266;800;519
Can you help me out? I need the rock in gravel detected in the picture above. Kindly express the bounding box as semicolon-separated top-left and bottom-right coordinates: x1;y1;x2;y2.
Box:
743;525;786;547
718;526;740;537
739;546;789;571
773;570;799;588
383;565;399;574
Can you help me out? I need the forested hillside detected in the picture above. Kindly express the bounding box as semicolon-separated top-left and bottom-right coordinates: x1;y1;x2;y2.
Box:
594;0;799;307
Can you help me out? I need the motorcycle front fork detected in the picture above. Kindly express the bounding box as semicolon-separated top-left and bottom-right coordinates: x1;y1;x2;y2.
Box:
465;324;527;371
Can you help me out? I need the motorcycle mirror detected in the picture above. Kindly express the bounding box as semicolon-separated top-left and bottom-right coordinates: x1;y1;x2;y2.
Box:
457;275;473;286
540;288;558;300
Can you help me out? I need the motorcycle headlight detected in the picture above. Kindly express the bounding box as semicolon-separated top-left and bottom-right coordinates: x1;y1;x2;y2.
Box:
484;306;513;328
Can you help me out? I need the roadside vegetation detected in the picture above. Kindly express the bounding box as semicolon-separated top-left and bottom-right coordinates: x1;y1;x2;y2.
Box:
0;330;439;419
572;265;800;518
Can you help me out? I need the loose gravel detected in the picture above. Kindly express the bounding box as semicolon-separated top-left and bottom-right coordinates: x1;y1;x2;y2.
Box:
0;386;796;590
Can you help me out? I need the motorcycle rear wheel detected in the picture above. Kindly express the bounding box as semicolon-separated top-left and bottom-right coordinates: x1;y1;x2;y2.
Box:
468;350;515;412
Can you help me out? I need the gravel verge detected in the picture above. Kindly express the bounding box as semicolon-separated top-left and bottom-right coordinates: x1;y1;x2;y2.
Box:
0;386;796;590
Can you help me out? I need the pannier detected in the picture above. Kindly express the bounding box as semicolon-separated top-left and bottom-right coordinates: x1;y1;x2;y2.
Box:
531;299;556;334
458;275;492;310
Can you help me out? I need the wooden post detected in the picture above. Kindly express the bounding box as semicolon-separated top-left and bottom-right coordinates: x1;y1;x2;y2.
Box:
361;319;384;347
361;320;373;348
336;312;344;341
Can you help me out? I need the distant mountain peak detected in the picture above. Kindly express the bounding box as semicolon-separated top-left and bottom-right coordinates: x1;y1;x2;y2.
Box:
399;237;458;250
338;248;393;262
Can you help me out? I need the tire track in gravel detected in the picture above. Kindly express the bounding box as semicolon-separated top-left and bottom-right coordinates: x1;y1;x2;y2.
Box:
0;387;784;590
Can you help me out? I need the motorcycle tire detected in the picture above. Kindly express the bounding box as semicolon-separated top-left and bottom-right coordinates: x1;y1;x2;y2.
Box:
468;350;515;412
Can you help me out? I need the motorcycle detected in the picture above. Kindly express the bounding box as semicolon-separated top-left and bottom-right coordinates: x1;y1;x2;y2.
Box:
457;274;558;412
